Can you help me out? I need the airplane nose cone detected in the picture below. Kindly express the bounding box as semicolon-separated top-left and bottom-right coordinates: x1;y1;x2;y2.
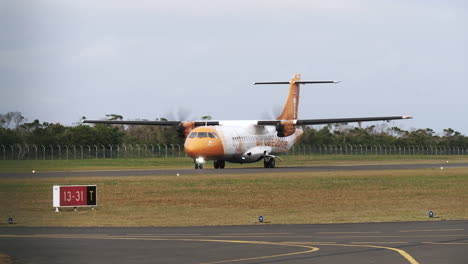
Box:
185;138;224;159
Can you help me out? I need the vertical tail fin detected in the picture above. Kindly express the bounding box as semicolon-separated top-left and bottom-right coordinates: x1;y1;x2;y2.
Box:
254;73;338;121
277;73;301;120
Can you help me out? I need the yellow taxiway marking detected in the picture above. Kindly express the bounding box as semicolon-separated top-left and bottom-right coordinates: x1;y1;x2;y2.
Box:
318;234;467;239
127;234;202;236
193;241;318;264
317;231;381;234
351;242;409;244
0;234;319;264
422;242;468;245
294;242;419;264
219;233;290;235
399;229;464;233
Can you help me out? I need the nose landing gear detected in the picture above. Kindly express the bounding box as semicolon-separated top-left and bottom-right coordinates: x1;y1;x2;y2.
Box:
194;157;205;169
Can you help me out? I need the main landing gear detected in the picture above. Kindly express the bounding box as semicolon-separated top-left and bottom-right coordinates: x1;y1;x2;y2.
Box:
264;157;276;168
195;163;203;169
214;160;225;169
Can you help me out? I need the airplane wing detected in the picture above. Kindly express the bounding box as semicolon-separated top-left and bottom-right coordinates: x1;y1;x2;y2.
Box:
82;120;220;126
82;119;220;137
257;116;412;126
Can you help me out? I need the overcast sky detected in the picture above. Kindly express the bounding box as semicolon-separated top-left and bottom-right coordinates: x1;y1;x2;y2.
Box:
1;0;467;134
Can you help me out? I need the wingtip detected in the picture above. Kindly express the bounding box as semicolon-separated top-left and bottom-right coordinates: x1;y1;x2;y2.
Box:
402;116;413;119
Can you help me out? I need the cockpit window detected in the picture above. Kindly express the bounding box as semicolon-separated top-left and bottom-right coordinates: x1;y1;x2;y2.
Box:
197;132;208;138
189;132;197;138
208;132;218;138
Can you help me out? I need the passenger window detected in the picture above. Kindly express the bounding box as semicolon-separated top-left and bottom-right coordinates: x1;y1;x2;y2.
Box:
198;132;208;138
189;132;197;138
208;133;217;138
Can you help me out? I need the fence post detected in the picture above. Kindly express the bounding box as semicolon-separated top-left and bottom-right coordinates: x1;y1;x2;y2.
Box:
16;144;21;160
143;144;147;158
117;145;120;159
93;145;97;159
56;145;61;160
136;144;140;158
122;144;127;159
49;145;53;160
169;144;174;157
150;145;154;158
1;145;5;160
129;144;134;158
164;144;168;158
177;144;181;157
80;145;83;160
65;145;69;160
24;145;29;160
109;144;113;159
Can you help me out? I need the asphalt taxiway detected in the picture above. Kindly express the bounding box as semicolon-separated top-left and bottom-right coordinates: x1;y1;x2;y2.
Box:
1;162;468;178
1;220;467;263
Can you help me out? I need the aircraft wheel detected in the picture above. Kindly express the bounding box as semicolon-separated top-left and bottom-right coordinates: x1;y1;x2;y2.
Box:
195;163;199;169
214;160;220;169
264;159;270;168
268;158;276;168
199;164;203;169
220;160;225;169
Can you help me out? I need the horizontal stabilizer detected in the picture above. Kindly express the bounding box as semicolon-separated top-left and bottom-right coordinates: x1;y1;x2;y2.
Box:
254;81;339;85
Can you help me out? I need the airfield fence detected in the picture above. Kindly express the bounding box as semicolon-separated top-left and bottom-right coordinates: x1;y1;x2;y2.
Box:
2;144;468;160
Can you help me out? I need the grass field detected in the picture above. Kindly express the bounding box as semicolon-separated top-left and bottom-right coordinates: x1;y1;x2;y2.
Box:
1;165;467;227
1;155;468;173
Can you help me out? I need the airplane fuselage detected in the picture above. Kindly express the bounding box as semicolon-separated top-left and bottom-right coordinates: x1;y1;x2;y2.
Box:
184;121;303;164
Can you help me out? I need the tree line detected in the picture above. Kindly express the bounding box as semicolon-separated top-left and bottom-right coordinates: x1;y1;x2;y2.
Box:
1;111;467;147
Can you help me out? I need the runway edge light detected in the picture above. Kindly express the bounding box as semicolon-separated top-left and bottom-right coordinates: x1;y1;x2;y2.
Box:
259;216;264;223
429;211;434;218
8;217;13;224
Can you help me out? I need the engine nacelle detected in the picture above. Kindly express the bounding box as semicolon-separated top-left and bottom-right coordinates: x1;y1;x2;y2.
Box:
275;120;296;137
177;121;195;138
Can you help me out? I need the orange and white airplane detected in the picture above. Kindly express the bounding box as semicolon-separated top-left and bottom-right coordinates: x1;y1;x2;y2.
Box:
83;74;411;169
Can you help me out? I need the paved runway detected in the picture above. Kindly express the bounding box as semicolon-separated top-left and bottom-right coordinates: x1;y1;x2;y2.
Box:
1;221;467;263
2;162;468;178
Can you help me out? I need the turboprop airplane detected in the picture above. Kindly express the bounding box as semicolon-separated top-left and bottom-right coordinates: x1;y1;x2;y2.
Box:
83;74;411;169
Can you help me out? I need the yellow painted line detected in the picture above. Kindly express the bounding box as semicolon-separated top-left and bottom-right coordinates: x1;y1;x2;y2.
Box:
283;241;337;244
319;235;467;239
98;237;321;264
127;234;201;236
307;242;419;264
422;242;468;245
194;241;318;264
219;233;290;235
399;229;464;233
351;242;409;244
317;231;381;234
0;234;320;264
